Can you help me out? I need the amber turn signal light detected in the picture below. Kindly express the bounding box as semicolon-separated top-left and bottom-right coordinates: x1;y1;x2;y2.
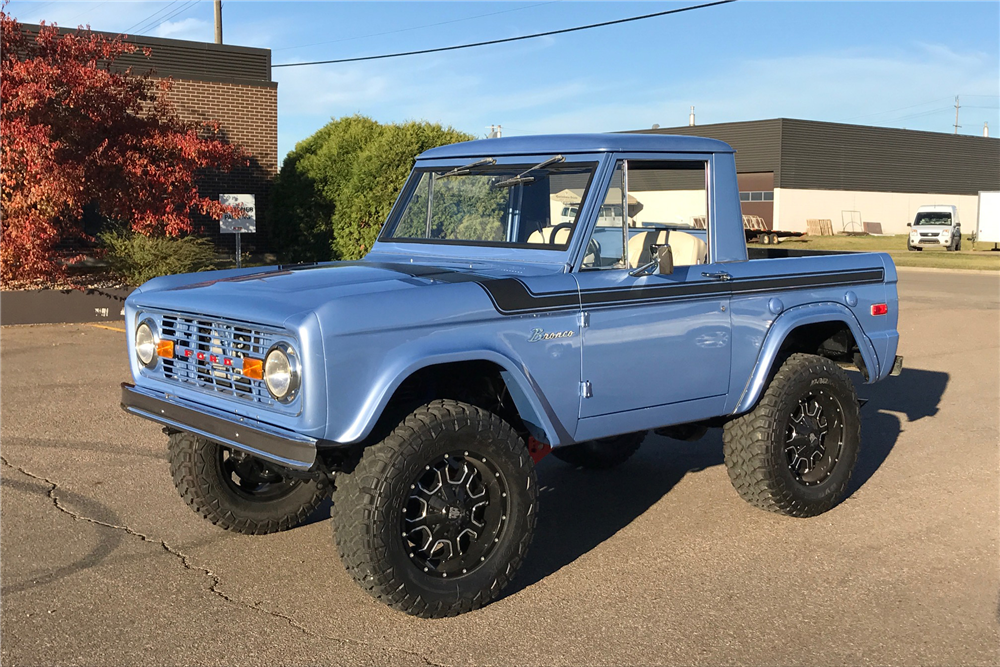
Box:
156;339;174;358
242;357;263;380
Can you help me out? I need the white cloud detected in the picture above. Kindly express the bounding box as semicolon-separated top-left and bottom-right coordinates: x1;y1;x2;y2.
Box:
509;44;999;135
154;17;210;41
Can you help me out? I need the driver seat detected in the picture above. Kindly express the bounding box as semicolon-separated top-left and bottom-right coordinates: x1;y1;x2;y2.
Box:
527;225;572;245
627;230;707;268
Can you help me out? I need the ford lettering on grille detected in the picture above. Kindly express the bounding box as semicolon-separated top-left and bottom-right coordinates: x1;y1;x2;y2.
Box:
156;313;281;405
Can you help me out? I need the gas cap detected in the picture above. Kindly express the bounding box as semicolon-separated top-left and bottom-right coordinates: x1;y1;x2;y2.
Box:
768;298;784;315
845;291;858;307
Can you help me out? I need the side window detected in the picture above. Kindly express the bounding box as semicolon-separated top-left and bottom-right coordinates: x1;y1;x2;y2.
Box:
582;160;710;271
581;163;627;269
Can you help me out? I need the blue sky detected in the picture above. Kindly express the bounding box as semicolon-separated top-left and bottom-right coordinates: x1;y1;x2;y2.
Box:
8;1;1000;161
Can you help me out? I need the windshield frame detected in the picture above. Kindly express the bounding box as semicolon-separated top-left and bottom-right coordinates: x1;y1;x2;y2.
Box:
377;157;600;251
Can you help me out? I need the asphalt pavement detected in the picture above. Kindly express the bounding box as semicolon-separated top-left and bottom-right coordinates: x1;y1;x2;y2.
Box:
2;268;998;666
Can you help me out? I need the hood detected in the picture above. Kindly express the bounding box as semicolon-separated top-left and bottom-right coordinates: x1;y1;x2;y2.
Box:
128;260;548;326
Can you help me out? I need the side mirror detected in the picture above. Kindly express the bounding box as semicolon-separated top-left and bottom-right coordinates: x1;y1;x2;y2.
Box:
655;244;674;275
906;222;912;227
628;244;674;277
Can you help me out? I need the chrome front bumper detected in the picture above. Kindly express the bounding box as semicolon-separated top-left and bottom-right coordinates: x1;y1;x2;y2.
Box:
120;383;317;470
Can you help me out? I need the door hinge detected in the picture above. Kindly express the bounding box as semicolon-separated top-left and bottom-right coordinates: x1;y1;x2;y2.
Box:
580;380;593;398
578;311;590;328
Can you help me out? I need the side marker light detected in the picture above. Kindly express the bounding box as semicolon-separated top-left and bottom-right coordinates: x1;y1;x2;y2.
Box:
871;303;888;316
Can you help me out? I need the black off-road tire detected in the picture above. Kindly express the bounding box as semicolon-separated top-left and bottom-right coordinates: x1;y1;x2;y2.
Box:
551;432;646;469
722;353;861;518
331;400;537;618
168;432;329;535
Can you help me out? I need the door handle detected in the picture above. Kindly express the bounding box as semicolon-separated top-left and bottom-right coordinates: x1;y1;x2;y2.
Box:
701;271;732;282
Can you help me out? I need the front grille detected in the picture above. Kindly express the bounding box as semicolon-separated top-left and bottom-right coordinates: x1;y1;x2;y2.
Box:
919;232;939;237
157;313;280;405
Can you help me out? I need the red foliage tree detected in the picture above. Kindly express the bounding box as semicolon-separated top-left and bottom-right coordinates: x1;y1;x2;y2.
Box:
0;10;248;283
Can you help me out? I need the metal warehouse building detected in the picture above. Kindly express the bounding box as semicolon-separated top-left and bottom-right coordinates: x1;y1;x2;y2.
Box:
630;119;1000;235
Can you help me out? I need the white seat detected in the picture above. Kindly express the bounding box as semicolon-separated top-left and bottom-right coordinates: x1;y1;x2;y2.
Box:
527;225;572;245
627;229;707;269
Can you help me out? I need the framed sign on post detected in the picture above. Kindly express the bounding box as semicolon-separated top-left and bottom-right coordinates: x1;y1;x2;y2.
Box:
220;194;256;268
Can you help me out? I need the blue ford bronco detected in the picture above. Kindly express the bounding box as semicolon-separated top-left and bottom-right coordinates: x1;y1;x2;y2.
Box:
121;134;902;617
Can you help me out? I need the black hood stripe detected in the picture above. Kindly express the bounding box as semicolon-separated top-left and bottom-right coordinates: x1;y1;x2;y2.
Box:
476;268;885;315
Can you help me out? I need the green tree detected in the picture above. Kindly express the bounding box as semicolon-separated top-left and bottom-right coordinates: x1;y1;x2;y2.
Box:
269;115;472;262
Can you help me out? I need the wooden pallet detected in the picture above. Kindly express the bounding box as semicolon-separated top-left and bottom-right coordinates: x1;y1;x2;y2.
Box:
806;219;834;236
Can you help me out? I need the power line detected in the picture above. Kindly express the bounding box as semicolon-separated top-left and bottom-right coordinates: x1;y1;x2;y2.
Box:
124;1;180;34
275;1;560;52
65;1;110;26
142;0;200;35
14;1;57;24
273;0;737;69
835;97;952;123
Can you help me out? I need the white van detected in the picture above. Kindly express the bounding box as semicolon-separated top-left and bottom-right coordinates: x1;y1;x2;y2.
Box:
907;205;961;251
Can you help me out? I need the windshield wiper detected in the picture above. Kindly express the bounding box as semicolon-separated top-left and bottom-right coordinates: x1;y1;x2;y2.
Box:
440;157;496;178
491;155;565;189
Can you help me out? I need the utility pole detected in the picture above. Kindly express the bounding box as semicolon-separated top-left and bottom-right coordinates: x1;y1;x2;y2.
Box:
214;0;223;44
953;95;961;134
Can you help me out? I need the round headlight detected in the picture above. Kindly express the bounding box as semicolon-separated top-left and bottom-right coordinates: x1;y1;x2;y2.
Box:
264;343;300;402
135;320;157;367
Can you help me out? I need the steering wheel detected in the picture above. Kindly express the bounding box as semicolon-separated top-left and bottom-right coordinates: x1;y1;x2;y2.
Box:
548;223;574;246
584;237;602;267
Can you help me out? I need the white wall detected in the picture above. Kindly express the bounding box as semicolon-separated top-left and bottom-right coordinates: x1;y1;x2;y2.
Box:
629;190;707;227
773;188;980;235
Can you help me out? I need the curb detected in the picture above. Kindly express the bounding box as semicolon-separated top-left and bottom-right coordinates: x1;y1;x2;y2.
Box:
895;266;1000;276
1;287;134;326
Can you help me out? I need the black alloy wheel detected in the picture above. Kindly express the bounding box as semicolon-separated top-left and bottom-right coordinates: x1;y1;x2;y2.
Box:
168;432;329;534
783;390;845;486
402;452;509;578
722;353;861;517
218;446;302;501
332;400;537;618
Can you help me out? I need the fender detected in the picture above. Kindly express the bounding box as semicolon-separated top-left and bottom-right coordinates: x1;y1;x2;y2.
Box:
731;302;880;415
332;349;568;447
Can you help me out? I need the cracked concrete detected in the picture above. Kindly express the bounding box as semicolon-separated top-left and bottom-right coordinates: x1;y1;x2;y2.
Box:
2;275;999;666
0;454;446;667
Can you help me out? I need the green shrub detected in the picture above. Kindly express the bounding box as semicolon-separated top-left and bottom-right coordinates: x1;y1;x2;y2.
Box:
100;229;217;285
269;115;473;262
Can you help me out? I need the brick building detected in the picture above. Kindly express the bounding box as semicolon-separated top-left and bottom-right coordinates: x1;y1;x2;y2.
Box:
20;24;278;252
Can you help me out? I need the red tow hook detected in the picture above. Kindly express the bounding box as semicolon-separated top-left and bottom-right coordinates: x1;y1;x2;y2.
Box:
527;437;552;464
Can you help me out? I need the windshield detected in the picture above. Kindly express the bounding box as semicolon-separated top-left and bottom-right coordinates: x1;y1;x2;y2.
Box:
381;160;596;248
913;211;953;226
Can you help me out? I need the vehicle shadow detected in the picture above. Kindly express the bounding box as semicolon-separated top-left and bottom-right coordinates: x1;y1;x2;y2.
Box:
511;432;725;592
507;366;948;593
847;366;949;496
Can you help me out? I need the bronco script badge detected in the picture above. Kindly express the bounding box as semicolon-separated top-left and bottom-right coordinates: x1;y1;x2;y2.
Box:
528;328;575;342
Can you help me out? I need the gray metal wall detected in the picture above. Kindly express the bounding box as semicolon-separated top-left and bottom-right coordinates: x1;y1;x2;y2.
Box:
19;23;272;86
628;120;783;182
631;119;1000;196
778;119;998;194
